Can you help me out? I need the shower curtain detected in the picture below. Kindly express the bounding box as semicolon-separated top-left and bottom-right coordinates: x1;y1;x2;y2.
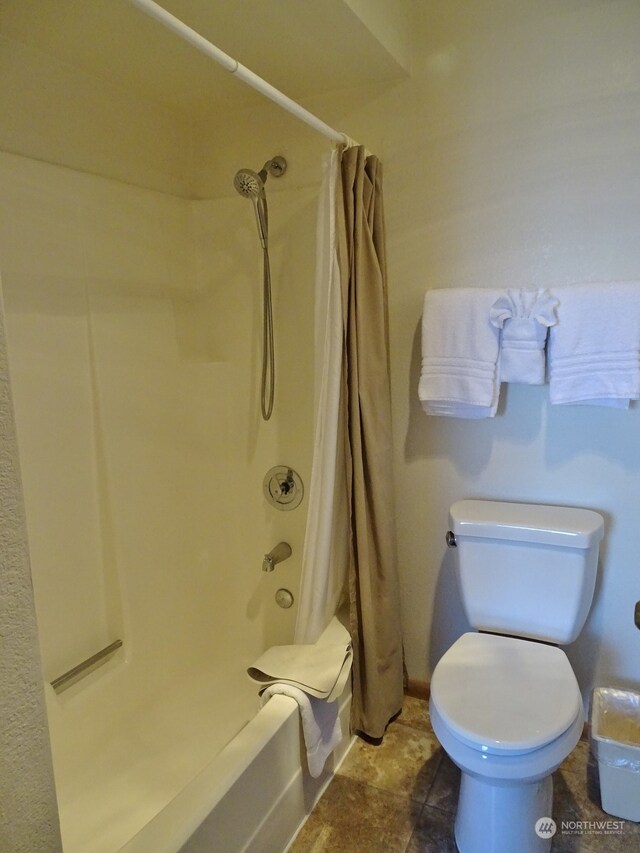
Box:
296;145;403;741
294;149;349;645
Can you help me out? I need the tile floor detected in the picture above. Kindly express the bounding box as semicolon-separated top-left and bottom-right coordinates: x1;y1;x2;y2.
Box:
290;696;640;853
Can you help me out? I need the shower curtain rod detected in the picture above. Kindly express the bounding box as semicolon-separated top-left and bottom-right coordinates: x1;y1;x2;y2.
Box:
127;0;351;146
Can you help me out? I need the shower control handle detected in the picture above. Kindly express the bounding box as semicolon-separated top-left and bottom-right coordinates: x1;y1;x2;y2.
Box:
262;542;292;572
263;466;304;510
276;476;293;496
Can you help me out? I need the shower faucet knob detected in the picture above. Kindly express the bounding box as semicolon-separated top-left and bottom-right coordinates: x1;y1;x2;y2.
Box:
278;478;292;496
263;466;304;511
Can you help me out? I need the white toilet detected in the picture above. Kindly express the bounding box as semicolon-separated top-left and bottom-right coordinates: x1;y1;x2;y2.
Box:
429;499;604;853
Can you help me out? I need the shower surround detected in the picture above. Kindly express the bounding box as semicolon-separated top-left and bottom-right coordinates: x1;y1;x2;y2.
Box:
0;149;336;851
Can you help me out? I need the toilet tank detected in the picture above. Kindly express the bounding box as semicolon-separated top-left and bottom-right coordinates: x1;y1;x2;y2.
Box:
449;499;604;644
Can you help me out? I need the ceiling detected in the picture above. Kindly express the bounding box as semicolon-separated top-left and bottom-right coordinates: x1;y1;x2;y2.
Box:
0;0;413;117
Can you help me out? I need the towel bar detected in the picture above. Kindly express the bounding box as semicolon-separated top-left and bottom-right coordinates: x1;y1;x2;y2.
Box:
51;639;123;693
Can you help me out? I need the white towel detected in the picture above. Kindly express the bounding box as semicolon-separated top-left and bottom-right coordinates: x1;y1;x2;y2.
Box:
548;282;640;407
490;289;558;384
419;288;503;418
247;641;352;703
259;684;342;778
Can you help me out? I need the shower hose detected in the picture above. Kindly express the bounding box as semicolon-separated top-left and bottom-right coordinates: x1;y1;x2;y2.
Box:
261;245;275;421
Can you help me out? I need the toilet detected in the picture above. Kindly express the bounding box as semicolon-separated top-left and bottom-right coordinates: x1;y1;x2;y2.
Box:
429;499;604;853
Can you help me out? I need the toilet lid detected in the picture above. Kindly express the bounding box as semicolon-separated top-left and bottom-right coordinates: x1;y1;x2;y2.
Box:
430;632;582;755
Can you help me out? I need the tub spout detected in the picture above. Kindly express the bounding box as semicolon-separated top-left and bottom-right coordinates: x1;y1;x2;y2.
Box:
262;542;292;572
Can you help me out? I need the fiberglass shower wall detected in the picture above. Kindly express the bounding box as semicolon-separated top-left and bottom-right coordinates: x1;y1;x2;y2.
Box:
0;8;333;847
0;60;318;809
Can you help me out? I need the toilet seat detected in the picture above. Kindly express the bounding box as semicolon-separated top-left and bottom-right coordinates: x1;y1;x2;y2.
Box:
430;632;582;756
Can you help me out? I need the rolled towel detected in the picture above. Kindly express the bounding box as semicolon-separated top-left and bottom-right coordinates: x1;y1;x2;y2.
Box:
490;289;558;384
548;282;640;407
419;288;503;418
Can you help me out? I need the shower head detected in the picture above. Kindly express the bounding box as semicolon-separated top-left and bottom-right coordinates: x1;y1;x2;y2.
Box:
234;168;268;248
233;156;287;199
233;167;266;199
234;157;287;250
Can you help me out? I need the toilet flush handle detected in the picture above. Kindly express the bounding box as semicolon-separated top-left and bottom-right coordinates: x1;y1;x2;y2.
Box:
445;530;457;548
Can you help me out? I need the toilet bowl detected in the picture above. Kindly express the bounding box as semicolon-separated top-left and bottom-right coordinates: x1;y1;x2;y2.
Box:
430;632;584;853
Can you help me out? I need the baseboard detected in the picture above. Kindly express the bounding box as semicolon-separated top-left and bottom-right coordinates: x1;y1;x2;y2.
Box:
405;679;429;701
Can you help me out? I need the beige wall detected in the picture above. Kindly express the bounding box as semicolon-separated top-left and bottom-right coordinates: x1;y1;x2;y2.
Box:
0;288;61;850
308;0;640;698
0;33;194;196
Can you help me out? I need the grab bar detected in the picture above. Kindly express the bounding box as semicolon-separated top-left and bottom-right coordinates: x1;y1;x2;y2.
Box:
51;639;123;693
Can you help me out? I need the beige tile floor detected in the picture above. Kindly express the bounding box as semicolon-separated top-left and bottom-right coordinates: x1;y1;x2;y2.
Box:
290;696;640;853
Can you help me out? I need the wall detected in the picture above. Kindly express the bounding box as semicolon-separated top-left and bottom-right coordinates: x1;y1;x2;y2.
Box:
0;34;194;196
309;0;640;701
0;288;61;850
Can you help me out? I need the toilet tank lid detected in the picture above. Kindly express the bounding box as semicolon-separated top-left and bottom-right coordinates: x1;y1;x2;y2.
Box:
450;499;604;548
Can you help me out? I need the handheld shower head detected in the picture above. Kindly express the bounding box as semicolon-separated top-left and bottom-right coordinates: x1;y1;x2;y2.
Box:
234;168;268;247
233;157;287;250
233;156;287;200
233;168;265;199
233;156;286;422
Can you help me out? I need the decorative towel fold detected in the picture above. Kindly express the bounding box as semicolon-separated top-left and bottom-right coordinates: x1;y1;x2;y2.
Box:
247;641;352;703
259;684;342;778
419;288;503;418
548;282;640;407
489;289;558;384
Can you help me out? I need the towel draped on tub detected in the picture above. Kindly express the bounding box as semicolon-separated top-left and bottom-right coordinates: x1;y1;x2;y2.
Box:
247;641;352;702
248;634;353;778
258;683;343;778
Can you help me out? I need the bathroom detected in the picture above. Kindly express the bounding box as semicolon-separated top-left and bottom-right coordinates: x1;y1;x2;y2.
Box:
2;1;640;851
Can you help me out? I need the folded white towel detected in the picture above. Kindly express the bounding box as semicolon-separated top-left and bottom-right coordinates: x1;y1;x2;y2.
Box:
259;684;342;778
490;289;558;384
419;288;503;418
247;642;352;703
548;282;640;407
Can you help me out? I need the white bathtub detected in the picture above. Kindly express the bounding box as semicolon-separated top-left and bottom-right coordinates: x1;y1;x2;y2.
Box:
47;621;352;853
122;687;352;853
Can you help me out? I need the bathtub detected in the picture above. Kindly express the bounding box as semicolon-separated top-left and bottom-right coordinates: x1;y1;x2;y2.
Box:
123;686;352;853
48;620;352;853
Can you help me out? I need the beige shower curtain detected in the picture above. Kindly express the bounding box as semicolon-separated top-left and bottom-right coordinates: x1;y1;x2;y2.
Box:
337;145;404;740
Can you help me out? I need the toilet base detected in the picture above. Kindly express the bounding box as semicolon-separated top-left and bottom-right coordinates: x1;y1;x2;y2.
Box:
455;771;553;853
